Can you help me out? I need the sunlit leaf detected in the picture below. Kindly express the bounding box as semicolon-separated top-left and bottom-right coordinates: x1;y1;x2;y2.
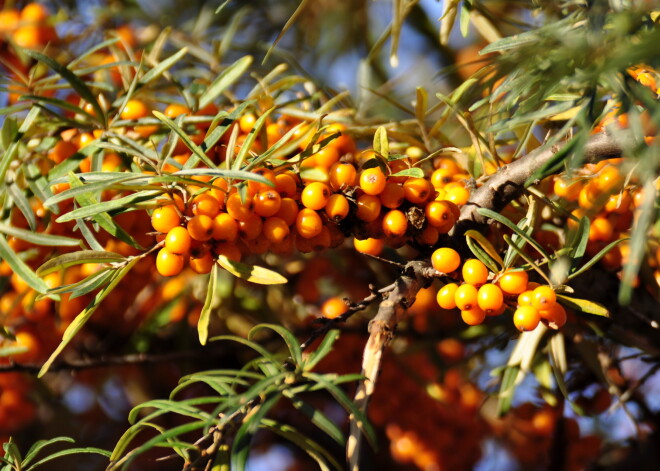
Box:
217;255;287;285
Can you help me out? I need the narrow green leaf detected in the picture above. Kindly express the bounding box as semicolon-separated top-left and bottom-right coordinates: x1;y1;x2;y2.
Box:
556;294;609;318
477;208;550;262
153;110;217;169
303;329;340;371
415;87;427;123
199;55;253;110
1;116;18;150
231;108;274;170
497;366;520;416
39;258;138;377
465;229;503;271
22;437;75;467
209;335;282;372
0;107;40;183
0;234;49;293
217;255;287;285
389;167;423;178
25;447;110;471
249;324;302;367
263;0;312;64
287;394;345;445
138;47;188;85
198;263;219;346
55;190;159;223
23;50;106;127
568;238;628;280
53;269;114;300
0;222;79;247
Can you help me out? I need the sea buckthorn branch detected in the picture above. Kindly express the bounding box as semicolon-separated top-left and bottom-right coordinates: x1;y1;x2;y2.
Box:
348;260;433;471
452;131;625;233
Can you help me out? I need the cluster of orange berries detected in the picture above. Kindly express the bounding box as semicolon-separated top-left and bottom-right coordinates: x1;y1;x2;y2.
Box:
0;3;57;51
432;247;567;331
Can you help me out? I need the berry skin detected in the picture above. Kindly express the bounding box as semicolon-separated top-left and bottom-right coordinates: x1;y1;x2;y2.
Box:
301;182;331;210
187;215;214;241
454;284;478;311
151;205;181;233
403;177;433;204
325;194;350;221
296;208;323;239
189;251;214;274
431;247;461;273
461;307;486;326
356;194;382;222
477;284;504;313
237;214;263;240
437;283;458;310
553;177;582;201
121;99;149;120
517;290;534;307
156;248;185;277
274;172;298;198
532;286;556;309
321;296;349;319
165;226;192;254
226;192;255;221
359;167;387;195
513;306;541;332
462;259;489;286
539;303;567;329
192;193;221;218
382;210;408;237
275;198;299;226
354;237;384;256
379;182;405;209
497;270;529;295
263;217;290;244
212;213;238;241
425;200;456;232
254;190;282;217
444;184;470;205
329;162;357;190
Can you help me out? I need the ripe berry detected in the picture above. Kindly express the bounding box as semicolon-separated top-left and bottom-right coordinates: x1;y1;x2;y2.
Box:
121;99;149;120
356;194;382;222
325;194;350;221
238;214;263;240
329;162;357;190
359;167;387;195
301;182;331;210
425;200;456;232
296;208;323;239
263;217;290;244
532;286;556;309
226;192;255;221
461;307;486;326
431;247;461;273
187;215;214;241
165;226;192;254
497;270;529;295
274;172;298;198
156;248;184;277
403;177;433;204
454;284;478;311
212;213;238;241
513;306;541;331
477;283;504;313
321;296;348;319
189;251;214;274
462;259;489;286
354;237;384;256
382;209;408;237
436;283;458;310
275;198;299;226
192;193;221;218
151;205;181;233
539;303;567;329
379;182;405;209
254;190;282;217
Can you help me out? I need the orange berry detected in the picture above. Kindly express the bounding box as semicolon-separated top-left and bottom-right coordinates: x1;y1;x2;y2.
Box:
226;192;255;221
382;209;408;237
12;330;41;364
531;286;556;309
431;247;461;273
379;183;405;209
263;217;290;244
192;193;221;218
588;216;614;242
454;284;478;311
274;172;298;199
436;283;458;310
151;205;181;233
596;165;623;192
513;306;541;331
431;168;453;189
539;303;567;329
313;146;340;168
553;177;582;201
121;99;150;120
237;214;263;240
354;237;384;256
48;140;78;164
477;284;504;313
21;3;50;22
156;248;184;277
403;178;433;204
301;182;331;210
164;103;190;119
187;215;214;241
356;194;382;222
461;307;486;326
321;296;348;319
359;167;387;195
497;270;529;295
165;226;191;254
275;198;299;226
517;290;534;307
212;213;239;241
329;162;357;190
214;242;242;263
415;225;439;246
325;194;350;221
189;251;214;274
254;190;282;217
248;168;276;193
239;113;256;133
425;200;456;232
444;184;470;206
462;259;489;286
296;208;323;239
